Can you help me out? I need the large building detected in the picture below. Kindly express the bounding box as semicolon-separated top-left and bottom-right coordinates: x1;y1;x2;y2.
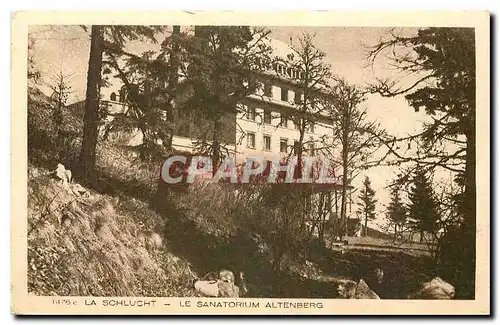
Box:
67;32;357;234
97;36;336;169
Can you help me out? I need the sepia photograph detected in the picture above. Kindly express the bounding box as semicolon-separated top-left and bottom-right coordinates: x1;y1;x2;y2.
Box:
11;11;490;315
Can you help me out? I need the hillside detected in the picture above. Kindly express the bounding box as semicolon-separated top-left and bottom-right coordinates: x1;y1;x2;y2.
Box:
28;166;201;297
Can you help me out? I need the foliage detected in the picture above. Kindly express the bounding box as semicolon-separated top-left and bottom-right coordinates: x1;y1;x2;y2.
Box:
325;78;381;237
386;186;408;238
179;26;273;173
28;86;82;169
357;176;377;235
407;170;439;235
28;35;41;83
79;25;166;181
27;170;198;297
367;27;476;298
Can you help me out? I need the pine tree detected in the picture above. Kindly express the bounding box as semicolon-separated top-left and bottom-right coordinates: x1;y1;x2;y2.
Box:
181;26;272;175
386;186;407;238
79;25;105;183
78;25;163;182
357;176;377;236
407;170;439;242
367;28;476;297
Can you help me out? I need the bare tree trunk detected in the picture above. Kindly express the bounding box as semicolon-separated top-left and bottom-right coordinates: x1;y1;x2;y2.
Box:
79;25;105;183
163;25;180;151
340;162;348;238
458;116;476;298
339;106;350;239
212;119;221;176
364;211;368;237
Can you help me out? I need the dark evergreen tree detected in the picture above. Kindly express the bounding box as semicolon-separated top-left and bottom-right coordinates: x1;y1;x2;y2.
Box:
407;170;439;242
386;186;407;238
181;26;272;175
357;176;377;236
368;27;476;298
78;25;163;182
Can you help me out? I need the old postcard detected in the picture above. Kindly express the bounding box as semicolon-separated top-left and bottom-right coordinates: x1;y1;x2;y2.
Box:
11;11;490;315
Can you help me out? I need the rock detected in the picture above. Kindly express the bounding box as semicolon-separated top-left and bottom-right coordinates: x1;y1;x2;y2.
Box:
337;279;357;298
55;163;72;187
219;269;235;283
194;269;241;298
71;183;87;196
194;280;219;297
408;277;455;299
355;279;381;299
218;281;240;298
65;169;72;183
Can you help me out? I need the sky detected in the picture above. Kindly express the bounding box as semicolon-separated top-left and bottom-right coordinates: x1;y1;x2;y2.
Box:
29;25;439;229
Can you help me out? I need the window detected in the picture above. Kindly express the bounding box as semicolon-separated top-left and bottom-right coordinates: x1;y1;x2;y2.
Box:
294;91;302;104
280;138;288;153
280;114;288;128
263;110;272;124
308;143;315;156
294;120;300;130
110;92;117;101
293;140;300;154
263;135;271;151
281;87;288;101
264;84;272;97
246;132;256;149
286;67;292;77
247;106;256;121
119;88;127;102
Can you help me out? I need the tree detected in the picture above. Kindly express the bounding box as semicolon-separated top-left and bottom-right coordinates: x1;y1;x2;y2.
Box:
277;33;333;245
48;70;73;140
79;25;105;183
46;69;74;160
283;33;332;177
325;78;381;238
78;25;163;181
181;26;272;175
408;169;439;242
27;35;40;83
386;186;407;238
367;27;476;298
357;176;377;236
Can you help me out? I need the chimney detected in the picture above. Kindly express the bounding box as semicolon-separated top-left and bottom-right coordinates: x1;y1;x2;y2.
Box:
289;36;293;46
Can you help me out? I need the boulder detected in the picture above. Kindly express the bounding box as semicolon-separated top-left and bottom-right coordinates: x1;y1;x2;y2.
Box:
408;277;455;299
194;280;219;297
336;279;357;298
194;269;241;298
355;279;381;299
55;163;71;184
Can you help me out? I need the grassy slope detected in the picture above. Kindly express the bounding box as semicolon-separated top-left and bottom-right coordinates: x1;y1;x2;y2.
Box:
27;169;200;297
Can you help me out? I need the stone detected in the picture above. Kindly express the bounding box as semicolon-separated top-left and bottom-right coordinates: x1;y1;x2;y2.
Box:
408;277;455;299
354;279;380;299
337;279;357;298
194;280;219;297
194;269;241;298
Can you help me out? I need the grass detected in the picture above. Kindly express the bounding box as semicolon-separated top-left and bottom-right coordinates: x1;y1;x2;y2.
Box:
27;168;200;297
